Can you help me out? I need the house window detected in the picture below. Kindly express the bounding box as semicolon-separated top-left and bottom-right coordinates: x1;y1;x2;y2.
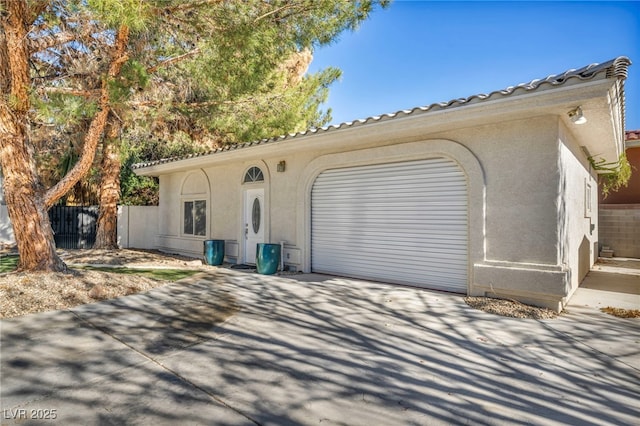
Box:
183;200;206;236
584;181;592;218
244;166;264;183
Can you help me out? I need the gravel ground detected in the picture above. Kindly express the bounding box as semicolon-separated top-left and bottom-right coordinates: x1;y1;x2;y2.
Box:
0;269;166;319
1;248;560;320
464;296;559;319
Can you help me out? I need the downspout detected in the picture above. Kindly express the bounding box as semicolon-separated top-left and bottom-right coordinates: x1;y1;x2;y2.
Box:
280;240;286;271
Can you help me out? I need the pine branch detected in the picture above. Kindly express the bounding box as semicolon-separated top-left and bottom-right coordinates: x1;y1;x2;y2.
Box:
26;0;49;26
45;24;130;209
128;93;286;110
146;48;200;73
38;86;101;98
254;2;315;24
28;29;91;54
159;0;225;14
254;4;292;22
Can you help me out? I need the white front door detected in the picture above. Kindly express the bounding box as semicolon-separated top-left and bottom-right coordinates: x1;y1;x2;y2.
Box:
244;188;264;264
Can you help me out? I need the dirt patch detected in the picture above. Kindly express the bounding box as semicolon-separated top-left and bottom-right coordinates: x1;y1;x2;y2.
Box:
58;248;203;268
464;296;559;320
0;269;168;319
0;249;206;319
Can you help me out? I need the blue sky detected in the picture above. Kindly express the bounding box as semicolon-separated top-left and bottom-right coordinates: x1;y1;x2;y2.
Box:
308;1;640;131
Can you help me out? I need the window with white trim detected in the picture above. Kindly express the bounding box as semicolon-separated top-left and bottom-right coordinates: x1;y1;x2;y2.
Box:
584;180;592;218
183;200;206;236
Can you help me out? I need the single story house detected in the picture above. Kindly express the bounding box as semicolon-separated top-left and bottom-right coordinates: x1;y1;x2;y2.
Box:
133;56;631;312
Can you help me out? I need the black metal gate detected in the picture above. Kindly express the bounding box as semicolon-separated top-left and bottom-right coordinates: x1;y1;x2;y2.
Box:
48;205;98;249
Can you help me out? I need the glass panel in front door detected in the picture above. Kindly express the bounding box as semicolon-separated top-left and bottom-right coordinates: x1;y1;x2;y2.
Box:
252;197;261;234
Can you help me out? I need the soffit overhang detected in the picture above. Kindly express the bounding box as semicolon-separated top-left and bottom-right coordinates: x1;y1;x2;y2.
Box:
134;57;630;176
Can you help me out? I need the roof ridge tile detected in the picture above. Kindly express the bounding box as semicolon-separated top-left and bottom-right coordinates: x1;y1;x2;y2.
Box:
133;56;631;170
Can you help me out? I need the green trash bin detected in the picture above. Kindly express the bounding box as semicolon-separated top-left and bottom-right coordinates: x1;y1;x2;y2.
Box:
203;239;225;266
256;243;281;275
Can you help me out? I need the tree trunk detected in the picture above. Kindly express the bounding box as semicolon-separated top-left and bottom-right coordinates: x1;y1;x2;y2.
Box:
0;32;10;94
0;1;130;271
0;105;66;271
44;25;130;209
94;117;122;249
0;0;65;271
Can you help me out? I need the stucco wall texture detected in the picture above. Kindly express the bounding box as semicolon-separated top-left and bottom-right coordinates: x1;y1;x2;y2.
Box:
598;205;640;258
598;145;639;259
135;58;630;312
150;115;596;311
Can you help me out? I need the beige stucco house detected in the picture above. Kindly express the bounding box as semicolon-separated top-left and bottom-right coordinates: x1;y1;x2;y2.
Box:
134;56;631;311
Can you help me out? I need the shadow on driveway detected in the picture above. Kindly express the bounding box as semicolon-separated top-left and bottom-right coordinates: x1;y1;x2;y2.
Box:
1;269;639;425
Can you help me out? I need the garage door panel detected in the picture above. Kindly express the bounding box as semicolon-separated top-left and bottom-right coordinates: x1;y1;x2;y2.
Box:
315;171;465;185
316;179;466;192
313;223;468;235
313;215;468;224
313;242;467;262
313;256;468;274
313;240;467;256
312;233;468;245
317;183;463;196
312;260;467;291
313;255;467;278
313;203;467;211
318;160;461;179
314;193;465;202
312;157;468;293
313;241;467;254
317;174;463;185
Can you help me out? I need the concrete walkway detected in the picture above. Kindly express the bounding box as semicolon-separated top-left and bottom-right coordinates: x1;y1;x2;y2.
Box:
570;258;640;311
1;269;639;425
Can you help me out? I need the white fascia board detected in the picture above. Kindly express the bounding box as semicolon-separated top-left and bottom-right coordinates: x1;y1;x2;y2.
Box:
134;78;617;176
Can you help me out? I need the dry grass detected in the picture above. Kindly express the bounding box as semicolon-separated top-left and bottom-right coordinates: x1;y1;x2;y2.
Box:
0;269;167;319
600;307;640;318
58;248;202;267
0;249;206;319
464;296;559;320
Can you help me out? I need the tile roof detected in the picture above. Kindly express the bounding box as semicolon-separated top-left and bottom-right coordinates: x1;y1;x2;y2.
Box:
626;130;640;141
133;56;631;170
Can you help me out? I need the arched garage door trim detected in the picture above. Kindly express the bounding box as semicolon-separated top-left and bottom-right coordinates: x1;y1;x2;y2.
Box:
296;139;486;293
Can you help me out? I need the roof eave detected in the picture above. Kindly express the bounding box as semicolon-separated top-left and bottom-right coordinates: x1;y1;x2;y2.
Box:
135;79;621;177
133;56;631;176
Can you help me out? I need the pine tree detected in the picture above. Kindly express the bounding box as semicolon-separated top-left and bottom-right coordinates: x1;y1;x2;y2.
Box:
0;0;389;270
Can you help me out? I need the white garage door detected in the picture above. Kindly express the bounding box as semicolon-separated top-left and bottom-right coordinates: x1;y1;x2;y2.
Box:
311;157;468;292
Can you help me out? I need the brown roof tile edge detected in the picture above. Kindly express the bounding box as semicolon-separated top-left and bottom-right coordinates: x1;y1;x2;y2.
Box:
133;56;631;170
626;130;640;141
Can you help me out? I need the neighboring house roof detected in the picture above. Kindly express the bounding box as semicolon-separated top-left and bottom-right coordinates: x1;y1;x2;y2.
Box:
133;56;631;171
627;130;640;148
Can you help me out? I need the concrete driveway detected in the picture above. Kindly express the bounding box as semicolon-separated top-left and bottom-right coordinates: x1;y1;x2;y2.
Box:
1;268;639;425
